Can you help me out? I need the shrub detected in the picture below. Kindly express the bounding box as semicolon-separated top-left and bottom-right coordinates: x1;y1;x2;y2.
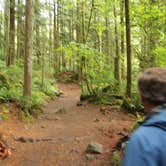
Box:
122;94;144;113
111;151;121;166
0;65;58;118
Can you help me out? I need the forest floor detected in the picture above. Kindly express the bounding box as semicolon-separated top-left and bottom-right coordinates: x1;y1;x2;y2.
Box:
0;82;135;166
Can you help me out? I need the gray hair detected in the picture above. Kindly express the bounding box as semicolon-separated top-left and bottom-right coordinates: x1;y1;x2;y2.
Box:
138;68;166;103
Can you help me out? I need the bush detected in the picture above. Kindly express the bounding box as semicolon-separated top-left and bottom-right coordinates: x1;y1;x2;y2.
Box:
122;93;144;113
0;65;58;117
111;151;121;166
40;80;58;99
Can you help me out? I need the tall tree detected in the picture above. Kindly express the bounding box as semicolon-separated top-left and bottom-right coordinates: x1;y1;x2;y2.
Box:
76;0;81;81
113;5;121;88
53;0;59;70
125;0;132;97
48;0;53;68
4;0;10;61
120;0;125;78
17;0;25;59
7;0;15;66
34;0;41;64
105;16;112;64
24;0;33;101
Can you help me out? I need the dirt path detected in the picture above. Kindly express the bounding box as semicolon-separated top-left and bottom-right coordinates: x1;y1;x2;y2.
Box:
0;83;135;166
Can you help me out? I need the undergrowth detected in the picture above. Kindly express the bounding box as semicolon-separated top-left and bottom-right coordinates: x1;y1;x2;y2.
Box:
80;65;144;113
81;80;144;114
0;60;58;120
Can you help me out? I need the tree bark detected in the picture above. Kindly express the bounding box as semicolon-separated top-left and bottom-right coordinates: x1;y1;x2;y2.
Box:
113;5;121;88
125;0;132;98
17;0;24;59
34;0;41;65
7;0;15;66
76;0;81;81
4;0;10;62
120;0;125;79
24;0;32;99
105;16;111;64
48;0;53;68
53;0;59;71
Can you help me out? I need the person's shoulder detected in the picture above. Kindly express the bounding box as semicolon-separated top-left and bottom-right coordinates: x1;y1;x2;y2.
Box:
133;116;166;135
129;126;149;144
131;125;163;140
129;125;165;151
123;125;165;166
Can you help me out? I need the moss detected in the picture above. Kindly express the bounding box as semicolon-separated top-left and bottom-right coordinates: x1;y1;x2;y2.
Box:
111;151;121;166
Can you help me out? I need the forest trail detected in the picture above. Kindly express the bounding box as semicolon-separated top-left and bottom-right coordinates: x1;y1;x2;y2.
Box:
0;83;134;166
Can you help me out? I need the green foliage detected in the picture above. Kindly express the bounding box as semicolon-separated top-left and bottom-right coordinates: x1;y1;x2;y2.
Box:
0;74;10;89
4;65;23;82
19;92;43;112
131;1;165;69
0;87;9;101
20;110;33;122
122;94;144;112
111;151;121;166
154;46;166;67
130;112;145;133
0;65;23;102
41;81;58;99
0;64;58;117
59;42;119;104
0;107;10;121
0;60;6;69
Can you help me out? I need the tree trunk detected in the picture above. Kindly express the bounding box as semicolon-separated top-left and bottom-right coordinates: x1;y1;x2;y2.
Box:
34;0;41;65
24;0;32;100
53;0;59;71
7;0;15;66
17;0;24;59
4;0;10;62
125;0;132;98
105;16;111;64
120;0;125;79
49;0;53;68
59;0;66;71
76;0;81;81
113;5;121;88
147;0;157;67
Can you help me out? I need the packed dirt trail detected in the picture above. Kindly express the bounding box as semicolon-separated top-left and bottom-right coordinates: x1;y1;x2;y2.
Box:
0;83;134;166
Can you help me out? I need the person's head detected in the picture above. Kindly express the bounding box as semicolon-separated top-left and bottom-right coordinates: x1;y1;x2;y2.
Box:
138;68;166;113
